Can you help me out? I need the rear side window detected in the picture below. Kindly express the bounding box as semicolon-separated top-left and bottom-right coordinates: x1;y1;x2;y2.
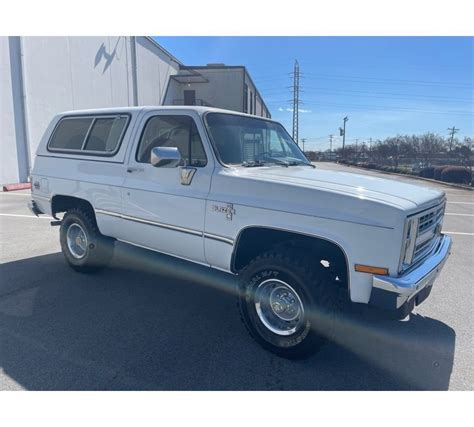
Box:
84;117;128;152
48;115;129;155
48;118;93;151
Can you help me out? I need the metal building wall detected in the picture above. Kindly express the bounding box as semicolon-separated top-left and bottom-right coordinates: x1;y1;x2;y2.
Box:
163;67;245;112
0;36;180;185
1;37;23;184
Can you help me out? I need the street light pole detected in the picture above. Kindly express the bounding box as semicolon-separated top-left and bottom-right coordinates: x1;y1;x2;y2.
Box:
301;138;306;152
341;116;349;159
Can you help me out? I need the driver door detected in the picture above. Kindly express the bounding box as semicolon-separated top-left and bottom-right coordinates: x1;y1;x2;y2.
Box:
119;111;213;264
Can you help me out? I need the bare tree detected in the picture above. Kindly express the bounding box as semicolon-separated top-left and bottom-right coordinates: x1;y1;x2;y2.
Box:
418;133;445;166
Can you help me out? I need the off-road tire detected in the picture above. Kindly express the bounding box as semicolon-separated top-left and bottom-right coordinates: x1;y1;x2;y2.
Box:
238;248;343;359
60;207;114;273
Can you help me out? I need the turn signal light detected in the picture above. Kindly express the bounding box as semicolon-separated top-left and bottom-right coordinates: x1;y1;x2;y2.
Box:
354;264;389;275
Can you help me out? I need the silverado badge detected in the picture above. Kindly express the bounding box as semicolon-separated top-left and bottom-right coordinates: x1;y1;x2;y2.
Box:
212;203;236;220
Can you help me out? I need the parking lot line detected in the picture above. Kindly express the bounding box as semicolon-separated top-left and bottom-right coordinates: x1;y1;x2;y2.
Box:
0;213;52;220
444;231;474;236
447;202;474;205
445;213;474;217
0;192;31;197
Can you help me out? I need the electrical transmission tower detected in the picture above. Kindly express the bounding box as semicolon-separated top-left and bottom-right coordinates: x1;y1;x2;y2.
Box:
291;60;300;145
447;126;460;152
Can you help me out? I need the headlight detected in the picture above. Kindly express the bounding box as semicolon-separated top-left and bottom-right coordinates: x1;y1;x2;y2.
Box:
400;217;418;270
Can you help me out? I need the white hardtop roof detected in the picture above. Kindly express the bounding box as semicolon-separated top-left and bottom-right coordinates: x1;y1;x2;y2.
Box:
57;106;275;121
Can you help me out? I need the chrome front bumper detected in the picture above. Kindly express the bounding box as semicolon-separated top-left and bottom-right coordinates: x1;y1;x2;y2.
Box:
370;234;452;312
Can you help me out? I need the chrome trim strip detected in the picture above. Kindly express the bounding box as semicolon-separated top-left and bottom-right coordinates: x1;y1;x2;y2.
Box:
95;209;203;237
96;209;235;244
95;209;234;246
203;232;234;245
95;209;122;219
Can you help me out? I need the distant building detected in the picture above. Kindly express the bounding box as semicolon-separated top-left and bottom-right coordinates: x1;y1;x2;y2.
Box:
1;37;269;185
163;64;271;119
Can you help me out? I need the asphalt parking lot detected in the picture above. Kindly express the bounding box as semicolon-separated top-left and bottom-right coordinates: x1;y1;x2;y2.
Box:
1;162;473;390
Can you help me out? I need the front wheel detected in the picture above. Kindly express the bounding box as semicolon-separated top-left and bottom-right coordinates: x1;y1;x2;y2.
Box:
60;207;114;273
238;249;341;359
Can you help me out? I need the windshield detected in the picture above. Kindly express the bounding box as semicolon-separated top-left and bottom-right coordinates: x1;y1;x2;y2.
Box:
205;113;311;166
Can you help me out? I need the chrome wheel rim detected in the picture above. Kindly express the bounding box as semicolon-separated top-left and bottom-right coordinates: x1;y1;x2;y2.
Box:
254;279;305;336
66;223;88;259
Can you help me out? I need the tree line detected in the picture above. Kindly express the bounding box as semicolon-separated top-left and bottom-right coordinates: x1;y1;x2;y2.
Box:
305;133;473;170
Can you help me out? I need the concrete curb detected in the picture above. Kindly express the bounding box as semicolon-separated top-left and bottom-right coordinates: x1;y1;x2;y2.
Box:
2;182;31;192
341;164;473;192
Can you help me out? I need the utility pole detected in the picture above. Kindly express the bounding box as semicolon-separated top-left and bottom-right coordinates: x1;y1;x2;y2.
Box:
301;138;306;152
447;126;459;152
329;134;333;152
340;116;349;159
291;60;300;145
355;139;359;162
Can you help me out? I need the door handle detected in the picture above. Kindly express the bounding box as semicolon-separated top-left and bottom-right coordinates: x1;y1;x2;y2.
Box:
126;166;144;173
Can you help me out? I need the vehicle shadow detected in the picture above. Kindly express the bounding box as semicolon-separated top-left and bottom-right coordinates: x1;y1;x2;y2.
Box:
0;242;455;390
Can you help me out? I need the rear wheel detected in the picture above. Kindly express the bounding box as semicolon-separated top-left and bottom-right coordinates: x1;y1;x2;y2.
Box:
60;207;114;273
238;249;342;359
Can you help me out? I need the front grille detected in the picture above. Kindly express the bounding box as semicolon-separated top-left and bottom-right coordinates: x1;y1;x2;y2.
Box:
418;205;444;234
412;202;445;263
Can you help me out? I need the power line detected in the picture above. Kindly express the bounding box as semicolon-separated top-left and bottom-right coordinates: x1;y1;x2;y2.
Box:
302;72;474;88
296;58;470;71
260;85;472;102
252;68;473;89
264;99;473;116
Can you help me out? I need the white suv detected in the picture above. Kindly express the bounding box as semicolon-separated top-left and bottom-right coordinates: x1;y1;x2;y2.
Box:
29;106;452;358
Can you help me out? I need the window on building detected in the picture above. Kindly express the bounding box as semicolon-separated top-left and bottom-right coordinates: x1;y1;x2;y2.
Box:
136;115;207;167
249;91;253;115
48;115;128;155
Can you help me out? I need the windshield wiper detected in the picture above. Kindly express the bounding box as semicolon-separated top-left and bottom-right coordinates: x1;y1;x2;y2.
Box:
269;159;289;167
242;160;267;167
242;159;290;167
286;160;315;168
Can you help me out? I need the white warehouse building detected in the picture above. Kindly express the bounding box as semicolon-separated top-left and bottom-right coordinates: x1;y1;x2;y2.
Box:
1;36;270;185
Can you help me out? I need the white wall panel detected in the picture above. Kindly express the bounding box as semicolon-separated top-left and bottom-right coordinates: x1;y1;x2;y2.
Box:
0;37;20;184
135;38;180;105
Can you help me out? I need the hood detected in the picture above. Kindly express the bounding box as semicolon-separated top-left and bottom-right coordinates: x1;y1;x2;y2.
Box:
231;165;445;211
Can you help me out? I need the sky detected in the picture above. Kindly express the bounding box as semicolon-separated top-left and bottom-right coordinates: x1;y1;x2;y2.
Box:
154;37;473;152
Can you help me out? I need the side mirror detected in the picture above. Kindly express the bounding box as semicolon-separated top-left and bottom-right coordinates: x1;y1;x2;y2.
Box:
150;147;182;168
